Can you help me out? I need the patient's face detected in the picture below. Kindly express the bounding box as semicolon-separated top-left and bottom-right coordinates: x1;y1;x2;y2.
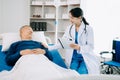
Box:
21;26;33;40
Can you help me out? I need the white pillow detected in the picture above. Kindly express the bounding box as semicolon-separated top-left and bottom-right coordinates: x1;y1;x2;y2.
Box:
32;32;47;44
1;32;47;51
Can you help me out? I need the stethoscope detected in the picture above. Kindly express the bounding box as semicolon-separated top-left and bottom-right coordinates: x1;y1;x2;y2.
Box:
69;23;88;44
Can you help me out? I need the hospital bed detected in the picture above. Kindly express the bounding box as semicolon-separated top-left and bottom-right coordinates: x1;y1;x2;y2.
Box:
0;32;67;72
0;45;12;71
0;32;120;80
0;35;12;71
1;45;120;80
0;45;67;72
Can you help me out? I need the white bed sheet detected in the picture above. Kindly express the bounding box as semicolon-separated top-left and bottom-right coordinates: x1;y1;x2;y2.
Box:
0;54;80;80
0;54;120;80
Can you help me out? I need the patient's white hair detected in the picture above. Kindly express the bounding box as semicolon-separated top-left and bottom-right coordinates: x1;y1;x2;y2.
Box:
20;25;32;37
20;25;31;32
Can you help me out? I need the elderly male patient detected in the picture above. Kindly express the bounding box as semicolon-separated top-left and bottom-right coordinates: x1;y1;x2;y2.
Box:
5;25;53;66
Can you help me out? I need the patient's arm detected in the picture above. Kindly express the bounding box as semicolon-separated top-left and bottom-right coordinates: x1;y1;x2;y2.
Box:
6;43;21;66
41;42;48;48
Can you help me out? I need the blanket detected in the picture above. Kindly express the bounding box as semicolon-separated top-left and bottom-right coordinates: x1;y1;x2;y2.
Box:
0;54;80;80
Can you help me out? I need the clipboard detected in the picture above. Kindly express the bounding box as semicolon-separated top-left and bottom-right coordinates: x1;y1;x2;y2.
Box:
58;38;74;49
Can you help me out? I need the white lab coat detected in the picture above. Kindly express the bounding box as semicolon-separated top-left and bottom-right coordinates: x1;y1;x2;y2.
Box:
49;22;100;74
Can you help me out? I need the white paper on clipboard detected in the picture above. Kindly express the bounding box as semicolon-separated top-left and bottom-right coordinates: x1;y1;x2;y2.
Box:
58;37;74;49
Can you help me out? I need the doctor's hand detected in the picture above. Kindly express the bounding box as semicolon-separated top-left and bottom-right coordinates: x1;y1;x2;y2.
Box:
70;43;80;50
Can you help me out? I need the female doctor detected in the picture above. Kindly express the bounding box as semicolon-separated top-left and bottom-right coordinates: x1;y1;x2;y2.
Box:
49;7;100;74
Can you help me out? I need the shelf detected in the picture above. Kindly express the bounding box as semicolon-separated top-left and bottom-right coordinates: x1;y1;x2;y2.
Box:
30;4;56;7
30;4;42;7
30;0;80;44
58;31;65;33
59;18;69;20
69;3;80;6
30;17;56;20
59;4;68;7
45;31;56;33
44;4;55;7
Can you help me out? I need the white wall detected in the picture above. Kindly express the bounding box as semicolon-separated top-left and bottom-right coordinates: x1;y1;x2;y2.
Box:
0;0;2;31
0;0;30;33
85;0;120;54
1;0;120;54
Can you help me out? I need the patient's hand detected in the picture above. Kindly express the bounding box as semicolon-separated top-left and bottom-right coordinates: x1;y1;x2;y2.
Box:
20;49;34;55
20;49;46;55
32;48;46;54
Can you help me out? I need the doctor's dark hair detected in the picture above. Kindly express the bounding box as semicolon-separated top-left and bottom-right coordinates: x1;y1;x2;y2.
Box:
69;7;89;25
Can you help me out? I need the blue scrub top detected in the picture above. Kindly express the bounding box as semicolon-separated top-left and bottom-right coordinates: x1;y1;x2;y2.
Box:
72;31;83;61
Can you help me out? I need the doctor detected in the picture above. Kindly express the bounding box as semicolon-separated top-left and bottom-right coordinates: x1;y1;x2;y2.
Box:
49;7;100;74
